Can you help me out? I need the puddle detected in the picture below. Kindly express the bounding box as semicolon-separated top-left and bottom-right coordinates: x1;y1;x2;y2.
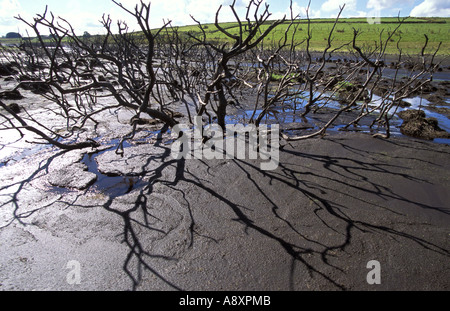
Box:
2;89;449;199
79;130;174;198
82;150;148;198
226;108;313;125
226;95;320;128
0;135;51;168
433;138;450;144
230;92;450;144
380;67;450;83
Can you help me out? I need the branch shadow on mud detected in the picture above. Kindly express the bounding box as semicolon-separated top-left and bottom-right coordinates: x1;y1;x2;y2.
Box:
2;131;448;291
0;149;68;229
101;132;449;290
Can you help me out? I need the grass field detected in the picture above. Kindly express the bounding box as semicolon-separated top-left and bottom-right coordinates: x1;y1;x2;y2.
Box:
1;17;449;56
175;17;450;56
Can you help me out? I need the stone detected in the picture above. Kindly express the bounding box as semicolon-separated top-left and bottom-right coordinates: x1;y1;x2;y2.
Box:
0;63;18;76
397;100;412;108
8;103;21;113
398;109;450;140
0;90;24;100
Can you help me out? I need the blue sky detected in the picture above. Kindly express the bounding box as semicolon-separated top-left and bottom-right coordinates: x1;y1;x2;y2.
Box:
1;0;449;36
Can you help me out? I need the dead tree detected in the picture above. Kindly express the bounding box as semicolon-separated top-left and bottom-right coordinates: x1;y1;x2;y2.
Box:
0;1;178;153
248;2;306;127
0;0;442;156
183;0;288;130
277;9;441;142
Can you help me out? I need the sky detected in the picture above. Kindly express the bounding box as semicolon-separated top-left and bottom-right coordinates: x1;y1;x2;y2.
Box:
1;0;449;36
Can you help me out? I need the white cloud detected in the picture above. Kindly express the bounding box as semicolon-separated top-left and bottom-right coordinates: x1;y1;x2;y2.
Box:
5;0;263;36
289;2;321;19
0;0;21;28
106;0;245;28
367;0;393;10
318;0;368;18
367;0;415;11
321;0;357;13
185;0;241;24
0;0;20;17
410;0;450;17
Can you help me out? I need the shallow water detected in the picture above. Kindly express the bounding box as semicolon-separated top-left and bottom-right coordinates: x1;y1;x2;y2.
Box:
82;150;148;198
0;137;54;169
224;91;450;144
2;86;449;198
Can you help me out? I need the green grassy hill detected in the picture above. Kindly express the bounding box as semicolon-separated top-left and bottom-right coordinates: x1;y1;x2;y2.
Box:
1;17;449;56
174;17;450;56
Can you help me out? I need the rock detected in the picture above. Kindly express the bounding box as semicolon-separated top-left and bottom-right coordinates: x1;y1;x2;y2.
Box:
57;60;73;69
398;109;426;121
18;75;51;95
427;106;450;116
29;62;47;71
20;81;52;94
324;76;339;89
0;90;24;100
335;83;369;103
191;69;200;77
130;117;163;126
80;72;93;80
8;103;21;113
89;59;102;68
0;63;18;76
48;162;97;190
19;74;33;82
439;80;450;88
398;109;450;140
281;122;314;131
397;100;411;108
373;86;389;97
420;83;438;94
404;62;415;70
163;109;184;119
424;94;446;106
390;62;399;69
97;75;107;82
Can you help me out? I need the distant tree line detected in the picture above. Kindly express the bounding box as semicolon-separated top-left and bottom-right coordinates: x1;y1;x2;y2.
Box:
4;32;22;39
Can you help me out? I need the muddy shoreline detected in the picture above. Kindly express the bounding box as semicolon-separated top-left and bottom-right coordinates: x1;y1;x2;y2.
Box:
1;50;450;291
0;130;449;291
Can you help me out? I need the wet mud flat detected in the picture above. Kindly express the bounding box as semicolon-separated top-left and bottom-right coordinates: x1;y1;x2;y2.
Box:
1;53;450;291
0;129;449;291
